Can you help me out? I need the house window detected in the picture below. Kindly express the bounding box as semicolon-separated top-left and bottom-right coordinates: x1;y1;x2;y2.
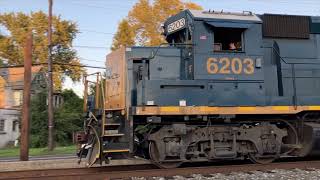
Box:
35;74;43;83
0;120;5;132
12;120;18;132
214;27;244;52
53;94;63;108
13;90;23;106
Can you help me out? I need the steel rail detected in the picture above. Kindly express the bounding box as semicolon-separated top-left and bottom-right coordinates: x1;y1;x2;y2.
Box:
2;160;320;180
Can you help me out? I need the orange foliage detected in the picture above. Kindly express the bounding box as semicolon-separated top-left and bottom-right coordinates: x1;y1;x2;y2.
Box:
114;0;203;47
184;2;203;10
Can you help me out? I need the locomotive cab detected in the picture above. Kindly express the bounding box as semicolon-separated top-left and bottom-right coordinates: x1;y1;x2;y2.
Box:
156;10;265;106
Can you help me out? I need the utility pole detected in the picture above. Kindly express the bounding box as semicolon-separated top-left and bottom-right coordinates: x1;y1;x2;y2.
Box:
47;0;54;151
20;32;32;161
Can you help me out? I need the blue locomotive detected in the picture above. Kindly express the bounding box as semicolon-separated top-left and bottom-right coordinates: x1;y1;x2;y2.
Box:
78;10;320;168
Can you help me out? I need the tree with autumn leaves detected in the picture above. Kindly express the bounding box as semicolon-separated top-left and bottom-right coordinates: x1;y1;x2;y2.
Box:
0;11;85;90
111;19;135;51
111;0;202;50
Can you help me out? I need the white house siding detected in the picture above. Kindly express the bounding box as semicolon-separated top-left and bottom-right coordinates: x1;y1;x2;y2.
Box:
0;66;45;148
0;109;20;148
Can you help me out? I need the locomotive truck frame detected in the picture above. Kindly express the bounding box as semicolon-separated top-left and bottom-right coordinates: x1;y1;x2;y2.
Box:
77;9;320;168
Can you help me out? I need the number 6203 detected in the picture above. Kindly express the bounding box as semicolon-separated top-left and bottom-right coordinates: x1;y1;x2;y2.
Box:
206;57;255;75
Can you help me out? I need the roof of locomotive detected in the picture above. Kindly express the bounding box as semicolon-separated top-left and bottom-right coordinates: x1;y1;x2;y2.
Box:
189;10;262;23
163;9;320;38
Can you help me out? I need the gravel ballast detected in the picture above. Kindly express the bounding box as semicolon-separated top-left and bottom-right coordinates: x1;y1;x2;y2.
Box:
132;168;320;180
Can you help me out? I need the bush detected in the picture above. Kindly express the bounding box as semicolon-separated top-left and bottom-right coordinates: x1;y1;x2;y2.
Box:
30;89;83;148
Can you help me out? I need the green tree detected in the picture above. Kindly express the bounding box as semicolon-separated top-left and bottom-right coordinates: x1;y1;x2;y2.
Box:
30;91;48;147
0;11;85;90
54;89;83;146
120;0;203;46
111;19;135;51
30;89;83;147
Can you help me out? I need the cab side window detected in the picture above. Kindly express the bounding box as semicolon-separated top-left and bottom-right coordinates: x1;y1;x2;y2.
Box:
167;30;191;44
213;28;244;52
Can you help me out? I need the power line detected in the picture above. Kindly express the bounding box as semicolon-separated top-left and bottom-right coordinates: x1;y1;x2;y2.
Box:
0;68;75;77
66;1;134;11
79;29;115;35
79;57;105;63
0;43;110;49
73;45;108;49
0;63;106;69
0;26;115;36
53;62;105;69
0;36;111;51
68;0;138;4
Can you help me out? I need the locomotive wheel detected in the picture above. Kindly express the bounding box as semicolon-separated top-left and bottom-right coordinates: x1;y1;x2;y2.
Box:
149;141;182;169
248;153;277;164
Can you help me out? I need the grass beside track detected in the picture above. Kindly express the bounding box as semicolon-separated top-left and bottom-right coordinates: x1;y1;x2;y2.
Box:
0;145;76;158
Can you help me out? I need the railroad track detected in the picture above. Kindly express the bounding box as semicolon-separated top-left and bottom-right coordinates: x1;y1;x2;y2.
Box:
1;160;320;180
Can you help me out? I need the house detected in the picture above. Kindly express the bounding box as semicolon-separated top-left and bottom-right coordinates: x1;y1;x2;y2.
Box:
0;66;47;148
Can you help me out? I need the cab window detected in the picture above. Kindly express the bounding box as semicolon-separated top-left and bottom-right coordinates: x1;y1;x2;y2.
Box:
167;29;191;44
213;28;244;52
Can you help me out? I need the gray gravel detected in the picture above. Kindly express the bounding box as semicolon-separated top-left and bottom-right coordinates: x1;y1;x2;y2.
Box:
132;168;320;180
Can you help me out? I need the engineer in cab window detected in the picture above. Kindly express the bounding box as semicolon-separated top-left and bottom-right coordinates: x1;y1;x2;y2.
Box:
229;41;242;51
229;42;237;50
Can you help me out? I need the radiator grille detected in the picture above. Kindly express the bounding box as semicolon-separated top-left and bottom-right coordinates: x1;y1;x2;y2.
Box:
262;14;310;39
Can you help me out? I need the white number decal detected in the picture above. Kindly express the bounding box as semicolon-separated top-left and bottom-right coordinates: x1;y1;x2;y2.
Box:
167;18;186;33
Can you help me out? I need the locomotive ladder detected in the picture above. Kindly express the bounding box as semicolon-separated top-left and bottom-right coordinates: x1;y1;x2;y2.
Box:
83;73;129;165
96;73;129;158
102;112;129;155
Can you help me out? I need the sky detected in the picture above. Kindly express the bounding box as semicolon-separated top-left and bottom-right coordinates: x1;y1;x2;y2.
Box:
0;0;320;96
